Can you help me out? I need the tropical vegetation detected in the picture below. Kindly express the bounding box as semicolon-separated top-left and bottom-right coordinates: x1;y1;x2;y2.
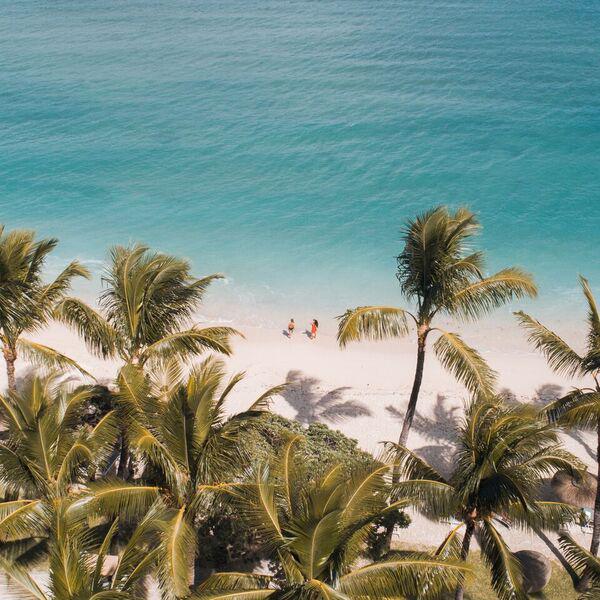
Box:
197;435;468;599
517;277;600;557
337;207;537;446
0;226;90;391
392;395;581;600
0;212;596;600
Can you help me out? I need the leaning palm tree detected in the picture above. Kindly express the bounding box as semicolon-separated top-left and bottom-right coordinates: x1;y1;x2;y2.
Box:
392;395;579;600
337;206;537;446
195;436;469;600
77;357;284;598
0;498;161;600
516;276;600;556
55;243;238;368
0;225;91;391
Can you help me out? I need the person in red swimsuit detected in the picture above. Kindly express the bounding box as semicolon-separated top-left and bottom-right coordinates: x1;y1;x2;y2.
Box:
310;319;319;339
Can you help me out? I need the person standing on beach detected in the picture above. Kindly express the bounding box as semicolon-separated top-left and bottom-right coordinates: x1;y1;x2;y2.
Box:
310;319;318;339
287;318;295;337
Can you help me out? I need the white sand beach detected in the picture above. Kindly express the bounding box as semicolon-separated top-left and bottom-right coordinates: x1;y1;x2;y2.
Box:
2;315;595;564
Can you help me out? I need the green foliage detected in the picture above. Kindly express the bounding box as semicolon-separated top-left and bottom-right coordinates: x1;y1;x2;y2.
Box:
0;225;90;387
240;412;376;479
199;437;467;599
55;243;239;367
337;206;537;434
392;395;581;600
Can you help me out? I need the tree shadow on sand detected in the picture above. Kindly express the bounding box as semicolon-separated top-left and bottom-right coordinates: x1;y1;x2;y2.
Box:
386;394;460;477
281;370;371;425
531;383;563;407
386;394;461;445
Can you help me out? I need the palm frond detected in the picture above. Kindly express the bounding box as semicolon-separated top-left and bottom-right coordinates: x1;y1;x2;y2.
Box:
506;500;580;532
37;260;91;312
559;533;600;583
580;276;600;351
91;518;120;589
336;306;411;348
277;435;303;514
435;522;465;559
156;507;196;599
140;326;240;363
449;268;537;321
192;590;274;600
433;330;497;396
515;311;583;377
385;442;446;482
17;338;94;380
195;573;272;592
246;383;287;413
0;555;48;600
287;510;341;581
544;390;600;431
72;480;160;521
0;499;49;542
478;519;527;600
338;553;469;600
54;297;118;359
395;479;457;520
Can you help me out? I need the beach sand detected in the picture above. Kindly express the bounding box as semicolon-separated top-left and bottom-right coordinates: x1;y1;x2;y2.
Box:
2;317;595;563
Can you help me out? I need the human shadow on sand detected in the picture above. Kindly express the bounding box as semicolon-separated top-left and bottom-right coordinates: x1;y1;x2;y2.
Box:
281;370;371;425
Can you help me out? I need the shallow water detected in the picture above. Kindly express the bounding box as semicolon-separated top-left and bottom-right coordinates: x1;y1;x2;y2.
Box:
0;0;599;328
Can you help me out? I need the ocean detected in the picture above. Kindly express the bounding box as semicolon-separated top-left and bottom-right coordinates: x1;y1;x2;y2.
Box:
1;0;599;331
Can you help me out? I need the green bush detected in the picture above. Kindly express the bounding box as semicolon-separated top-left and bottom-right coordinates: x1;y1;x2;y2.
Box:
240;412;376;477
197;413;409;572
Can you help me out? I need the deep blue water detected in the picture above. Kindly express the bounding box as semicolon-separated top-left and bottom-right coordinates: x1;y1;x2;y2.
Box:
1;0;599;327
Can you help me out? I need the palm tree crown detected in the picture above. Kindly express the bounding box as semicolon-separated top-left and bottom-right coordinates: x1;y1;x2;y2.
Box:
1;499;160;600
393;396;579;600
196;436;469;600
0;374;119;567
78;357;284;598
56;244;238;367
0;225;91;391
337;206;537;447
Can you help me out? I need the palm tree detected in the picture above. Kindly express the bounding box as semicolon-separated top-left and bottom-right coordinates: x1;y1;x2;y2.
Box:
0;373;120;565
0;498;160;600
337;206;537;447
0;225;91;392
77;357;284;598
195;436;469;600
392;395;579;600
55;244;240;480
516;276;600;557
55;243;238;369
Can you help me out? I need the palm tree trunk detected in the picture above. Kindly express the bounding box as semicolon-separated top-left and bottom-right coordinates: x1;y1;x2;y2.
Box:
3;345;16;393
534;526;580;587
591;422;600;556
578;421;600;592
455;520;475;600
380;328;429;554
398;327;428;447
116;436;131;480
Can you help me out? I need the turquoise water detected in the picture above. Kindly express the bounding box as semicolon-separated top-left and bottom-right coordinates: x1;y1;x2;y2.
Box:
1;1;599;327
